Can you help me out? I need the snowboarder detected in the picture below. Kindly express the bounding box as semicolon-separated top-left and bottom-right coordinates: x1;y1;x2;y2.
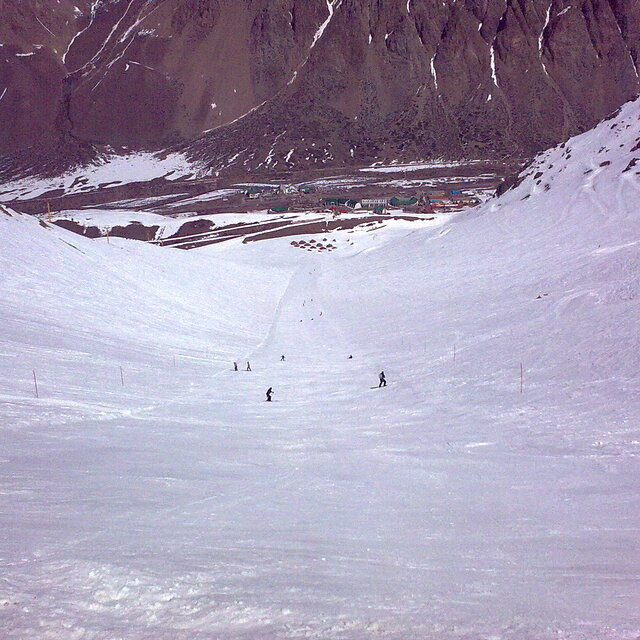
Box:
233;361;238;371
281;355;285;361
246;361;252;371
266;387;273;402
378;371;387;387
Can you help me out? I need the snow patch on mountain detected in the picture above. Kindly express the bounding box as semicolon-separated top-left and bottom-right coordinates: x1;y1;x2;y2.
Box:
0;151;198;200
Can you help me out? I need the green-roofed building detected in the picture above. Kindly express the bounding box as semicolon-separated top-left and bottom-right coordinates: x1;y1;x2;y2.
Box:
389;196;418;207
246;187;262;198
322;197;358;209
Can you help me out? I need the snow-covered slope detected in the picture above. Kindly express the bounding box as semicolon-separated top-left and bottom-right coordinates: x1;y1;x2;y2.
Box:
0;151;197;200
1;99;640;639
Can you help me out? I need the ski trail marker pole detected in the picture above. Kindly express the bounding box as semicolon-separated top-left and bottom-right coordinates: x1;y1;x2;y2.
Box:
520;362;523;394
120;366;124;387
33;370;39;398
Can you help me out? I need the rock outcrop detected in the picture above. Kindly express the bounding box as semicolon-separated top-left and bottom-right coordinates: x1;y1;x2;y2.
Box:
0;0;638;176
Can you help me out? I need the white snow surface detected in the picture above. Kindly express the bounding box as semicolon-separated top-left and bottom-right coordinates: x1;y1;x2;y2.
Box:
430;53;439;92
0;152;197;201
361;160;485;173
1;98;640;638
53;208;173;228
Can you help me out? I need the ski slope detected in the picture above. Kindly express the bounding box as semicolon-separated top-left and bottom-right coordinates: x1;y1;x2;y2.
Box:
1;99;640;639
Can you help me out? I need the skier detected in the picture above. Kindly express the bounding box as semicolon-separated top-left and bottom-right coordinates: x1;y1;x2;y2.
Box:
233;361;238;371
281;355;285;361
378;370;387;387
266;387;273;402
348;355;353;359
246;361;252;371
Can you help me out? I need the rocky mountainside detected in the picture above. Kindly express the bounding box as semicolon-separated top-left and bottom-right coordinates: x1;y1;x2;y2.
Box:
0;0;638;177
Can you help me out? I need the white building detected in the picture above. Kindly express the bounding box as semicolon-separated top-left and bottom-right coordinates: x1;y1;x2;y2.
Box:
360;198;389;209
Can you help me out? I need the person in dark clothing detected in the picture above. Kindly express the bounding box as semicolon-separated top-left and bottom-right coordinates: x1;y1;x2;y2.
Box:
348;355;353;359
281;355;285;361
378;371;387;387
233;362;238;371
266;387;273;402
246;361;252;371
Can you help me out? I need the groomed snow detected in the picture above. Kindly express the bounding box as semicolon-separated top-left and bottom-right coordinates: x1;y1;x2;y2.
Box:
1;98;640;638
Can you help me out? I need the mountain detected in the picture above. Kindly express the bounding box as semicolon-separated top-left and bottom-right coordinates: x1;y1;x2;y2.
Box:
0;0;638;178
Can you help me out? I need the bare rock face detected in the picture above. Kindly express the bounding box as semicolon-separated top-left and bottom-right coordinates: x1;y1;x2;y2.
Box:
0;0;91;154
0;44;65;155
179;0;640;173
0;0;638;175
0;0;92;59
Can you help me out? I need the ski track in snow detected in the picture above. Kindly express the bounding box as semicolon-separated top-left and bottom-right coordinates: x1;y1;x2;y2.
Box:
1;99;640;639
